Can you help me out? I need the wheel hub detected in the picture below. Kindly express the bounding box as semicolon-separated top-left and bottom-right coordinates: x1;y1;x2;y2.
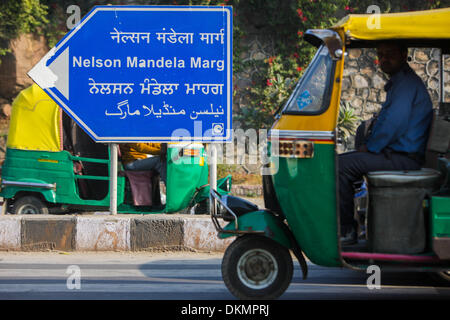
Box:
18;204;39;214
237;249;278;289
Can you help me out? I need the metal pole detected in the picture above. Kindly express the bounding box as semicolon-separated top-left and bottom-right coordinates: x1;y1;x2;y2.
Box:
0;201;6;215
209;144;218;215
440;49;445;104
109;143;118;215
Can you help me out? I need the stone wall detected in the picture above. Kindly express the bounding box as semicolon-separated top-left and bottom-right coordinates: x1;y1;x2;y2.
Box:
0;32;449;173
338;47;449;151
341;47;450;121
233;39;450;163
0;33;48;100
233;34;273;116
0;33;49;162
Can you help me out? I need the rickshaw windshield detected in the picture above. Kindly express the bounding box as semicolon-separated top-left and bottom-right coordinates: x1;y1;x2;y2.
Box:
282;45;335;115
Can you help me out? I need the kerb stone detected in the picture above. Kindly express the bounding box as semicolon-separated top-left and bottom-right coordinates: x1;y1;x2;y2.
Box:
76;216;130;251
0;216;21;250
130;216;184;250
21;216;76;251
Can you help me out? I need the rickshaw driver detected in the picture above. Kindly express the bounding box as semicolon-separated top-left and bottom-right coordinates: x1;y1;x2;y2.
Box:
339;41;433;245
120;143;167;185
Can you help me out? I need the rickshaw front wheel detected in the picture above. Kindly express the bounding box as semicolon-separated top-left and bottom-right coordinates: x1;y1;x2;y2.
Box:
12;195;49;215
222;235;293;300
430;270;450;286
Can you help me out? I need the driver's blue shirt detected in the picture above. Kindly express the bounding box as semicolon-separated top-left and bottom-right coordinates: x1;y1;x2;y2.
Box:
366;64;433;156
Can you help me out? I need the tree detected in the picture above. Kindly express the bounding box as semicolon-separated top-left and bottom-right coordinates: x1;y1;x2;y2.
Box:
234;0;349;130
234;0;447;130
0;0;48;63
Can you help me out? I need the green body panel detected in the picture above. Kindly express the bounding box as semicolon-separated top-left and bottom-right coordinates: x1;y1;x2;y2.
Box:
219;210;293;249
117;203;164;214
431;196;450;238
194;175;232;203
0;148;124;207
270;143;341;267
165;147;209;213
1;146;228;214
0;183;57;203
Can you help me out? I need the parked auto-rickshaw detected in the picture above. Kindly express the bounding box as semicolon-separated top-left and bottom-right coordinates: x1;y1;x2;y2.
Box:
211;8;450;299
0;84;230;215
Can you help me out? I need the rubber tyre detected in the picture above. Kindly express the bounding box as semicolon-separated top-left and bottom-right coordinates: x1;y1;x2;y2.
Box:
12;196;49;215
430;270;450;286
221;235;293;300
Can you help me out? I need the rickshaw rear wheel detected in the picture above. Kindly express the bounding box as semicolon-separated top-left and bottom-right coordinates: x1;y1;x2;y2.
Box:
12;195;49;215
430;270;450;286
222;235;293;300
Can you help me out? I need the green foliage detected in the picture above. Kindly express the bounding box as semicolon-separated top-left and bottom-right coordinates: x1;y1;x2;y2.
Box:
0;0;48;39
0;0;446;124
234;0;447;130
345;0;445;13
337;101;358;141
0;0;48;60
40;0;234;51
234;0;350;130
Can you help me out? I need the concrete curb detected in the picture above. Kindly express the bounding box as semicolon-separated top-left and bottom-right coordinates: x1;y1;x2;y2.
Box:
0;214;234;252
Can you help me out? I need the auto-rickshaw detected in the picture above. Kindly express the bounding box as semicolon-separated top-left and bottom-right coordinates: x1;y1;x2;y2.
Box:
0;84;230;215
211;8;450;299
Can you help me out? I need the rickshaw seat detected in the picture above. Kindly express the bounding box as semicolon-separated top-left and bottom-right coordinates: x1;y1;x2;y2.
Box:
367;168;441;189
122;170;155;206
367;113;449;187
365;113;449;254
366;168;441;254
220;195;259;222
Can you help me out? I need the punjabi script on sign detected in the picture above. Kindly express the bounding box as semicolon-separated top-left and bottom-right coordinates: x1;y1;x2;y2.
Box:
78;26;227;123
88;78;224;97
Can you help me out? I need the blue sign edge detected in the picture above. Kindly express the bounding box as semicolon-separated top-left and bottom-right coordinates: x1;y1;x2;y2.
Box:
42;5;233;143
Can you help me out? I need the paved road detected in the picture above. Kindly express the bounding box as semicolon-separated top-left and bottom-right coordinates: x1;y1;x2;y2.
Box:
0;251;449;301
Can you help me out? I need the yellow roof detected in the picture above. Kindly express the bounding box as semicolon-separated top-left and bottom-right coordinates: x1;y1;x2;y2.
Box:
7;84;62;152
333;8;450;43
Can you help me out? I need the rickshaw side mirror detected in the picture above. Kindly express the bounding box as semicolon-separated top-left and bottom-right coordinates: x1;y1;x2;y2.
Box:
304;29;344;60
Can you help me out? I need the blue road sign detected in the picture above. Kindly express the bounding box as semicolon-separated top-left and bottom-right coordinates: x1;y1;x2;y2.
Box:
28;5;232;142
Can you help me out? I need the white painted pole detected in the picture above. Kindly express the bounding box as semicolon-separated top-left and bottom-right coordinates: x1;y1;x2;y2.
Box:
109;143;118;215
440;49;444;104
0;201;6;215
209;144;218;215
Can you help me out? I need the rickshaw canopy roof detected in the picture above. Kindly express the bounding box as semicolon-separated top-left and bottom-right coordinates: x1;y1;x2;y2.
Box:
331;7;450;49
7;84;62;152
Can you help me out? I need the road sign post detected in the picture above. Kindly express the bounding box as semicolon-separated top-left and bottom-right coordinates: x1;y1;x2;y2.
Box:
109;143;118;215
209;144;218;216
28;5;232;214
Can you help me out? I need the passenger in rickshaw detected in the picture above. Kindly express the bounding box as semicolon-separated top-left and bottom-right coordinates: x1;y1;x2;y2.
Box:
339;41;433;245
119;143;167;185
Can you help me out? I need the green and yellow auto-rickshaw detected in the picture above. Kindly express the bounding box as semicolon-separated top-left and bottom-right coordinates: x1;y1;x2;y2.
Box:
0;84;230;215
212;8;450;299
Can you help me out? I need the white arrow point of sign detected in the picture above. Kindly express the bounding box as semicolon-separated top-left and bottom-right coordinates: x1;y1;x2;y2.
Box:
28;46;70;100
